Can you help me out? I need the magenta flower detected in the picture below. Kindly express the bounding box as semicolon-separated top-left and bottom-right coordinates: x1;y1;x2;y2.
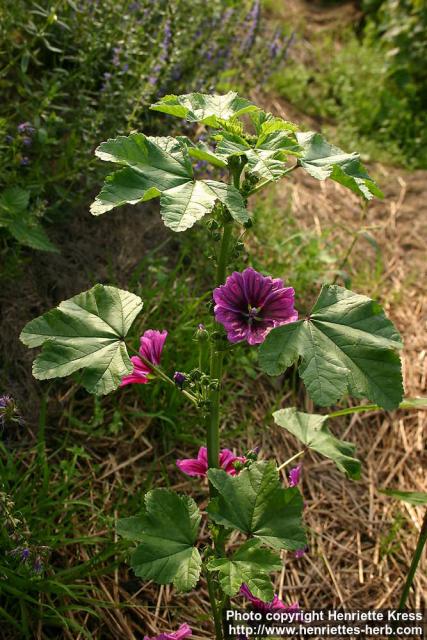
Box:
213;267;298;345
176;446;246;478
121;330;167;387
240;584;299;613
294;546;308;559
288;463;302;487
144;623;192;640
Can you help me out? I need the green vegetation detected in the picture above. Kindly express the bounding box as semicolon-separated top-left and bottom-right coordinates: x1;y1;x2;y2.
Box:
270;0;427;168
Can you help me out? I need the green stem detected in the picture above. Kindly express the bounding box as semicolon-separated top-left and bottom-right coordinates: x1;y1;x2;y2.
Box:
206;569;223;640
134;352;198;405
399;509;427;609
277;449;305;471
327;399;425;419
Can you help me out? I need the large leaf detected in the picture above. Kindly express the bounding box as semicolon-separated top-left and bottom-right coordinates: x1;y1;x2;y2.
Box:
207;461;306;551
207;539;281;600
117;489;202;592
273;408;361;479
259;284;403;410
379;489;427;506
160;179;249;231
20;284;143;395
91;134;248;229
150;92;259;127
296;132;384;200
0;186;58;252
90;134;193;215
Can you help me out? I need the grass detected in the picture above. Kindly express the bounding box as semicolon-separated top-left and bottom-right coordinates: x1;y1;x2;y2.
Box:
269;26;427;169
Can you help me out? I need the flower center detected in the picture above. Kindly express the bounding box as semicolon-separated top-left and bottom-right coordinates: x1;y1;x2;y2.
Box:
246;305;262;325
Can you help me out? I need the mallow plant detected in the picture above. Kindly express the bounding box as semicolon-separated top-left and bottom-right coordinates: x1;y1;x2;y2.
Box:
21;92;417;638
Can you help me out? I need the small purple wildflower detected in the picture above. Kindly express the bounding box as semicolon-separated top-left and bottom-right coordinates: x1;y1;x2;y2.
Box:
288;463;302;487
173;371;186;389
121;63;129;73
144;624;192;640
295;546;308;559
20;157;30;166
21;548;30;562
22;136;32;146
241;0;260;53
213;267;298;345
5;134;14;143
17;122;31;133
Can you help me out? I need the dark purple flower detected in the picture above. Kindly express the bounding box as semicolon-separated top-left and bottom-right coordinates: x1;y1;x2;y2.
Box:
295;546;308;559
288;463;302;487
213;267;298;345
121;63;129;73
22;136;32;146
176;446;246;478
144;624;192;640
173;371;186;389
5;134;14;143
240;584;299;613
121;330;167;387
21;548;30;562
0;394;20;428
20;157;30;166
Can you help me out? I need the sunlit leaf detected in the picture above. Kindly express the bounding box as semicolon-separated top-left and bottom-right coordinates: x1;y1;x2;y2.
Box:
150;92;259;127
259;284;403;410
273;408;361;479
20;284;143;395
296;132;384;200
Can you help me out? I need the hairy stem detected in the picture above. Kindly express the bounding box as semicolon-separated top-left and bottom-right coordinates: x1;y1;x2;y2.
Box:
399;509;427;609
206;569;224;640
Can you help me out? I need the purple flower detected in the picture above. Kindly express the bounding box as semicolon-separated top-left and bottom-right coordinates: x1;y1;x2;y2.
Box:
144;624;192;640
5;134;14;143
295;546;308;559
176;446;246;478
240;584;299;613
213;267;298;345
21;548;30;562
0;394;20;428
173;371;186;389
22;136;32;146
288;463;302;487
20;157;30;166
120;330;167;387
17;122;31;133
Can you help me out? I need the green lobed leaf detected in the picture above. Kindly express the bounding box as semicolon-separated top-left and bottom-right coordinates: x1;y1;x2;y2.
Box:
207;461;306;551
259;284;403;410
0;186;58;253
160;179;249;231
20;284;143;395
117;489;202;592
379;489;427;506
91;134;249;230
207;539;281;600
150;92;259;127
273;408;361;479
296;132;384;200
216;132;293;182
